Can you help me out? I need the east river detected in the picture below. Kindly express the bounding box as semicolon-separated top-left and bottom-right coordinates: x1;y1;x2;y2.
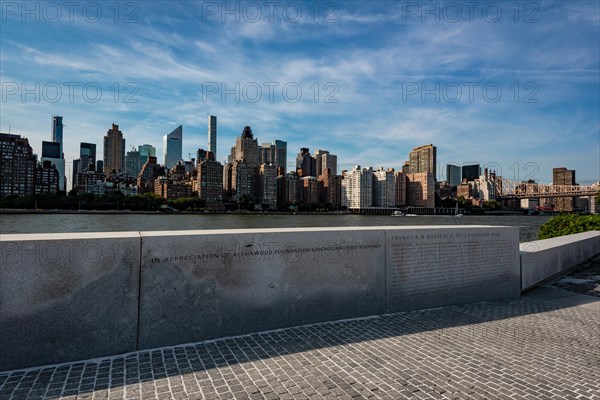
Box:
0;213;549;242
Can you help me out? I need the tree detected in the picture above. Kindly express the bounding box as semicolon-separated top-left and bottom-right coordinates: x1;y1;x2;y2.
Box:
238;195;255;211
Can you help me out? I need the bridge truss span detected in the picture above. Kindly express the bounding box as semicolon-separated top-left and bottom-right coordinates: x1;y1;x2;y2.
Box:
495;178;599;199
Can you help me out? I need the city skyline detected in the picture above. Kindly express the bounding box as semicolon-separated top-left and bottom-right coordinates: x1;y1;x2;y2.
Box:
1;1;599;184
2;116;596;188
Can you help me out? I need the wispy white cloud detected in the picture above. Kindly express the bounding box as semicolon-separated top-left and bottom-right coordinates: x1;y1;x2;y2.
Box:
1;0;598;183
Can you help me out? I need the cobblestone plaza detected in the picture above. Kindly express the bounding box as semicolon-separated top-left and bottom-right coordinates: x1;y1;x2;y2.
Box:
0;286;598;400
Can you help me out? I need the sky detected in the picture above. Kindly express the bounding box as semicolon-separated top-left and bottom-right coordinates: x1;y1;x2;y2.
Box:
1;0;599;185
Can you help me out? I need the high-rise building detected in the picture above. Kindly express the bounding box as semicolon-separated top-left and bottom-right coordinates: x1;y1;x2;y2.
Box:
373;168;396;207
73;142;97;190
41;141;65;191
0;133;37;196
42;141;61;159
462;164;480;182
553;167;576;212
163;125;183;168
296;148;316;177
318;168;341;206
51;115;64;157
313;150;337;177
322;153;337;176
473;169;497;201
72;158;80;191
80;143;96;171
277;172;299;205
301;176;322;205
96;160;104;173
138;144;156;165
258;163;278;209
406;172;435;208
137;156;163;193
198;151;223;208
208;115;217;159
232;126;259;166
125;150;142;177
259;143;271;166
35;160;59;194
409;144;436;178
313;150;328;177
103;123;126;175
197;148;208;163
394;171;407;206
341;166;373;209
272;140;287;172
223;160;255;202
446;164;461;186
259;140;288;173
402;161;410;174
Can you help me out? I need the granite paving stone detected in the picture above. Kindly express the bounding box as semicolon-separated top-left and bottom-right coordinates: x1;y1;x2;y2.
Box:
0;289;597;399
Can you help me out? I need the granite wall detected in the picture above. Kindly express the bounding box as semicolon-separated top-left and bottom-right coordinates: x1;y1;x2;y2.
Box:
1;226;522;371
520;231;600;290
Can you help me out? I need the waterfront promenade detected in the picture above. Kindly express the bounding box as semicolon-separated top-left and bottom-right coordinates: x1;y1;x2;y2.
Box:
1;283;597;400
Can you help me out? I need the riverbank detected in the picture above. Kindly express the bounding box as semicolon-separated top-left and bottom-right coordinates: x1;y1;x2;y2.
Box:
0;208;530;216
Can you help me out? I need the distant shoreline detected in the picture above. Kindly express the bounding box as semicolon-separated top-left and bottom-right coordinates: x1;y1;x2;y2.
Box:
0;208;534;216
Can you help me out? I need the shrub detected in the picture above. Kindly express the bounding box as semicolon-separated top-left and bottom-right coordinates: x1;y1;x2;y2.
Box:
538;214;600;239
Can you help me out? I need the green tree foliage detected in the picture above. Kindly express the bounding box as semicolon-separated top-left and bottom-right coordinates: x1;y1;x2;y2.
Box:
238;195;255;211
538;214;600;239
0;192;168;211
167;197;205;211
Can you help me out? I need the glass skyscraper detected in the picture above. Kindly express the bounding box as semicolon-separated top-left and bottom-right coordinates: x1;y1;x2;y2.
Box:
163;125;183;168
138;144;156;165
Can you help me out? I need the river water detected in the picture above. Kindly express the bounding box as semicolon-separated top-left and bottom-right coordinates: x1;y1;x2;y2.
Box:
0;213;549;242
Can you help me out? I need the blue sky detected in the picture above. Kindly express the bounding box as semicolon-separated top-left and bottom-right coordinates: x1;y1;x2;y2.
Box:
1;0;599;185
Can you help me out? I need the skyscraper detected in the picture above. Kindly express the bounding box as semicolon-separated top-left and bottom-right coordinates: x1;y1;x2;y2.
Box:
296;148;315;177
198;151;223;208
373;168;396;207
0;133;36;197
259;140;287;172
42;141;61;159
125;150;142;177
51;115;64;158
233;126;259;166
394;171;407;206
208;115;217;159
341;166;373;209
272;140;287;172
258;163;278;209
35;160;59;194
409;144;436;178
80;142;96;171
197;148;208;163
138;144;156;165
314;150;337;176
163;125;183;168
462;164;480;182
446;164;461;186
42;141;65;191
103;123;125;175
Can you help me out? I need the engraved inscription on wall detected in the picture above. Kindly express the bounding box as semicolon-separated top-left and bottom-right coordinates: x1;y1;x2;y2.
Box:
388;230;516;301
